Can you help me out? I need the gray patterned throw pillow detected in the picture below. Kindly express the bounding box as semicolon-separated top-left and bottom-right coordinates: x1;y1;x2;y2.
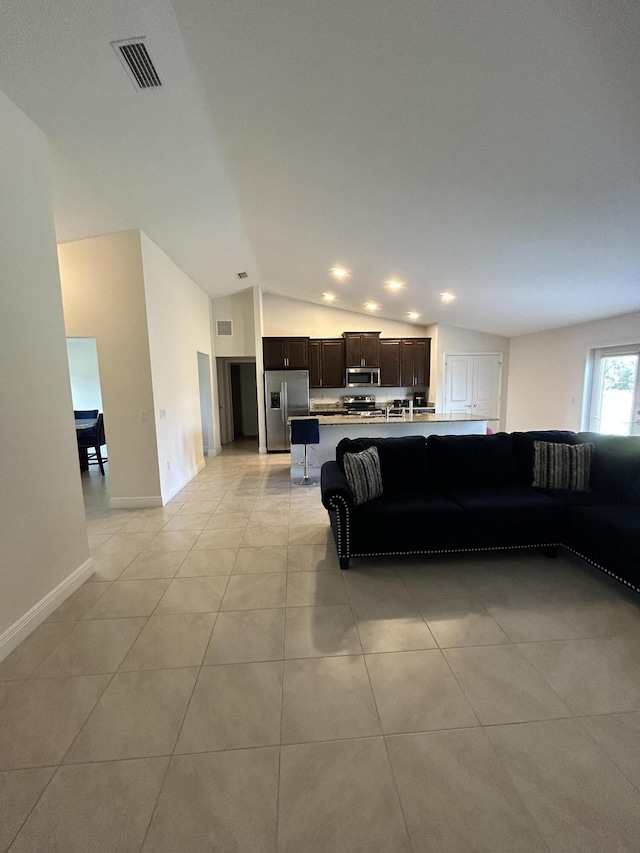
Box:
343;446;383;505
532;441;594;491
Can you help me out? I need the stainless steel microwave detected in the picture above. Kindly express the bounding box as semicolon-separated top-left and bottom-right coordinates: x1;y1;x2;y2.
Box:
346;367;381;387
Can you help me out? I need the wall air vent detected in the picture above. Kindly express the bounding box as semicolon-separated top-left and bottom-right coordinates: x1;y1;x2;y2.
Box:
112;38;162;90
237;271;249;279
216;320;233;337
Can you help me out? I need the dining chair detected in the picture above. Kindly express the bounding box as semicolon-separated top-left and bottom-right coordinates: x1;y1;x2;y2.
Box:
74;409;99;419
77;413;107;475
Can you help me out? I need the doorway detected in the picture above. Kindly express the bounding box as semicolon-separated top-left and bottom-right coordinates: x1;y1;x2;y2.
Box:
216;358;259;445
588;345;640;435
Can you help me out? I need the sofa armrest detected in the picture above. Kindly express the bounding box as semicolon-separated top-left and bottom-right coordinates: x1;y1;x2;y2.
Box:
321;461;355;512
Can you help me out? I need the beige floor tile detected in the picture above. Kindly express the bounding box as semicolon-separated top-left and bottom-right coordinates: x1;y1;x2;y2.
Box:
233;546;288;574
0;767;55;852
518;638;640;715
205;513;250;530
153;576;229;615
343;566;412;606
120;516;166;533
160;513;211;532
289;511;328;527
45;582;112;622
580;712;640;789
365;649;478;734
145;530;200;552
119;550;187;580
33;618;146;677
287;524;332;545
386;729;547;852
119;613;216;671
477;591;584;642
87;533;111;551
143;748;279;853
176;548;237;576
281;655;380;743
176;662;282;752
486;718;640;852
0;681;20;710
278;738;411;853
241;526;289;548
87;549;136;581
553;594;640;638
443;644;571;725
0;622;75;680
175;500;220;515
352;601;437;653
204;609;285;664
285;605;361;659
285;570;348;606
10;758;168;853
193;528;245;550
249;511;285;528
419;596;511;648
287;543;339;572
83;579;171;619
0;675;110;769
95;532;155;555
591;634;640;681
221;573;286;610
65;668;198;762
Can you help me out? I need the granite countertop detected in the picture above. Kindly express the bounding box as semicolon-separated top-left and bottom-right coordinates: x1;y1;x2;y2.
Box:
293;413;497;425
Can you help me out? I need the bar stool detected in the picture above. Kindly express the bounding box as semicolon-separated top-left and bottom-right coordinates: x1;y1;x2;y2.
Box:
290;418;320;485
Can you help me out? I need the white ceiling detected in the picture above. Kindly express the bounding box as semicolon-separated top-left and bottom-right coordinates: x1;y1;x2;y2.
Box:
1;0;639;336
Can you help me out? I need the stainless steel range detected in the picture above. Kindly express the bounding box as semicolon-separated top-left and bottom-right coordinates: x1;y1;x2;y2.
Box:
342;395;384;416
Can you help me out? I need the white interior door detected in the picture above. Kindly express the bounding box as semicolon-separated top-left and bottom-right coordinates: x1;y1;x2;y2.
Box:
444;353;502;423
444;355;474;413
472;355;502;419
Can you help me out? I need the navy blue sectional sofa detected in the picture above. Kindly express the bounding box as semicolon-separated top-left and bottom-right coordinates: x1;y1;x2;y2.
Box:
320;430;640;593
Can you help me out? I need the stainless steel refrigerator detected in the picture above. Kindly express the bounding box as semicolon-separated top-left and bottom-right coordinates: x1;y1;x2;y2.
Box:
264;370;310;451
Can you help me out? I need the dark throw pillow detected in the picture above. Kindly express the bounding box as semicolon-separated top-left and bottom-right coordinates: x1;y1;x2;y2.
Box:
533;441;594;491
343;446;383;505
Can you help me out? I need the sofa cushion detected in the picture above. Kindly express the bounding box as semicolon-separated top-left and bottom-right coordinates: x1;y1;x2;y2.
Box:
511;430;577;485
342;446;383;505
532;441;593;491
576;433;640;503
428;433;516;488
568;506;640;556
336;435;430;492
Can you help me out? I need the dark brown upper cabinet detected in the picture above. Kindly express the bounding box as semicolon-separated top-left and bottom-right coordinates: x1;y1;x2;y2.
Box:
379;339;402;386
262;337;309;370
343;332;381;367
309;339;346;388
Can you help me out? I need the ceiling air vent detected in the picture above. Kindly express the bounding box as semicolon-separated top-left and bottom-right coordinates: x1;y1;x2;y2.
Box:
237;271;249;279
112;38;162;90
216;320;233;337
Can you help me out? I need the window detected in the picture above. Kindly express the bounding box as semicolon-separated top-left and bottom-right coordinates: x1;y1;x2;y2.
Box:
588;345;640;435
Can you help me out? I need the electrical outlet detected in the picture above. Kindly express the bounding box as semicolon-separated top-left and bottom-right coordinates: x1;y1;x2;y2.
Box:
159;409;166;419
140;410;147;422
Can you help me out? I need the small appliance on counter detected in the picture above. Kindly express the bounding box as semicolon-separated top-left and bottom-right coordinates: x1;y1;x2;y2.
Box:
392;399;410;408
413;392;426;407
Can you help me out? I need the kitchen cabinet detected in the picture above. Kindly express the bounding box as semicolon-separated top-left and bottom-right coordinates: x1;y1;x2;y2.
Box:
380;338;430;387
402;338;430;387
262;337;309;370
379;339;402;386
309;339;346;388
343;332;381;367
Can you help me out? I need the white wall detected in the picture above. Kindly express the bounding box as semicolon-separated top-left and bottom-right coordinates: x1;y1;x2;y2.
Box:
141;232;212;501
434;324;510;423
59;231;162;507
0;91;90;657
211;288;256;357
506;310;640;432
263;293;428;338
66;337;103;411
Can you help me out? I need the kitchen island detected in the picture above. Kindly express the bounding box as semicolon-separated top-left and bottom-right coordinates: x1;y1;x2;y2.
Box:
289;413;495;481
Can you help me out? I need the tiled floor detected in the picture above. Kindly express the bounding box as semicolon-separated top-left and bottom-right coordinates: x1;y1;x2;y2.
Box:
2;444;640;851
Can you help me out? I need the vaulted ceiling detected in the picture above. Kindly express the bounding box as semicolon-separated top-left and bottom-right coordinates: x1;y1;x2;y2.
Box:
1;0;639;335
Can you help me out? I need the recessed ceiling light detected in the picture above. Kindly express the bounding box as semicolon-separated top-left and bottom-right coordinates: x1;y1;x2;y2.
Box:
330;266;350;280
440;292;456;302
386;279;404;290
322;292;337;302
364;302;379;311
407;311;420;320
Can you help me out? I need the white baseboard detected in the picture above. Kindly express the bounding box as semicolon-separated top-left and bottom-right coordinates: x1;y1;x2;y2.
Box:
0;557;95;663
259;445;268;454
110;495;163;509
